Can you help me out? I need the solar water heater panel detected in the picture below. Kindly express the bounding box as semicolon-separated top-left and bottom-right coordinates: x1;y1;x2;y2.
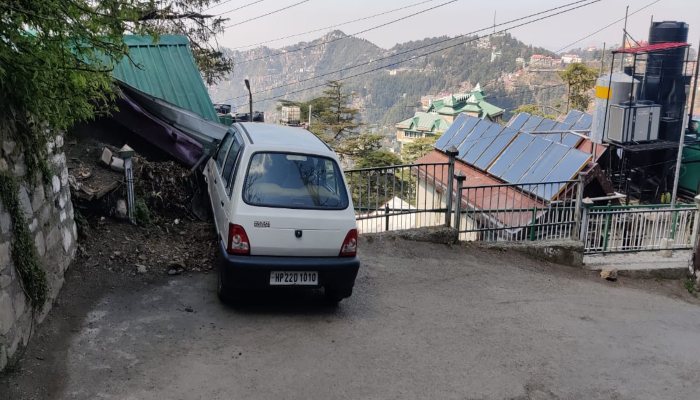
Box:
487;133;535;178
501;137;552;183
473;127;518;170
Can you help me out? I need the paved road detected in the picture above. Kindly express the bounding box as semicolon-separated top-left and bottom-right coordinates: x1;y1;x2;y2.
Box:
3;237;700;399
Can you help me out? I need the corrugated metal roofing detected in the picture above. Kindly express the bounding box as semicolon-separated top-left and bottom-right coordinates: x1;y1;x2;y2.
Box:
395;112;449;132
112;35;218;122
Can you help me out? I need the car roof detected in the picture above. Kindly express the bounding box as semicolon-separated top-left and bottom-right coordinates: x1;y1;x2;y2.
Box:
234;123;333;155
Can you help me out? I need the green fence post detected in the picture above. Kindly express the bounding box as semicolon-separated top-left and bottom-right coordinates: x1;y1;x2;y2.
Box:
602;203;612;252
529;208;537;241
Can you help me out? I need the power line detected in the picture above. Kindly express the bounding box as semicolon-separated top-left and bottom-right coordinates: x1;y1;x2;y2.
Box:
234;0;460;65
229;0;600;108
554;0;662;53
223;0;593;104
205;0;265;13
230;0;437;50
223;0;311;28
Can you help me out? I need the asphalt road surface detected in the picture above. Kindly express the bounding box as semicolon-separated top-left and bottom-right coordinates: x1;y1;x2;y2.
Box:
3;236;700;399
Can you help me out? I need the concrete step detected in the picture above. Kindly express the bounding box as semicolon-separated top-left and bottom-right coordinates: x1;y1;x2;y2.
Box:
583;251;692;279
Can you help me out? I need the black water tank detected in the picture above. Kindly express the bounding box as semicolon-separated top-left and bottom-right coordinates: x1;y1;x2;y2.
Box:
647;21;689;76
643;21;689;141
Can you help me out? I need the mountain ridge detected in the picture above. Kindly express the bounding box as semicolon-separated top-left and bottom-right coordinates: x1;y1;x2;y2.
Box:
209;30;561;127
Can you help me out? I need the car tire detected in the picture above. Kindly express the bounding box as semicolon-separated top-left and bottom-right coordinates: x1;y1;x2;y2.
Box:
217;266;231;303
325;285;352;305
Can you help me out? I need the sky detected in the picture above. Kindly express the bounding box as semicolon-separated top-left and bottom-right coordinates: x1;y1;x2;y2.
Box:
213;0;700;53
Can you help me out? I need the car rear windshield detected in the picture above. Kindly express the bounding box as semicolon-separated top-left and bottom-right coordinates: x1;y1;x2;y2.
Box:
243;152;349;210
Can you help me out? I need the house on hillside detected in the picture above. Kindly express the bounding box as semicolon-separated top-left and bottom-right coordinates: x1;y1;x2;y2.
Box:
396;85;505;149
395;112;450;148
414;110;612;241
426;84;505;123
72;35;226;168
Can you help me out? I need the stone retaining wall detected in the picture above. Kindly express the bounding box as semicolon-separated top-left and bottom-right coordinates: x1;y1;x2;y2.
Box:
0;133;76;371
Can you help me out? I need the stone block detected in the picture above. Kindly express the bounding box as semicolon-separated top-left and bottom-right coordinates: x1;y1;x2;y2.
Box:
52;153;65;168
110;157;125;172
0;158;7;172
13;161;26;178
30;185;45;214
46;140;55;155
39;204;52;225
46;226;61;250
0;210;10;235
60;169;68;187
28;218;38;233
0;344;7;371
59;210;66;222
71;222;77;239
0;291;14;335
0;242;10;269
100;147;113;166
35;231;46;257
51;175;61;194
62;227;73;253
17;186;33;219
13;287;26;319
2;140;16;156
58;193;67;209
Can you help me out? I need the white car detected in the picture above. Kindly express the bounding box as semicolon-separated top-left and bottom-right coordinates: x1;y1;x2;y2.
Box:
205;123;360;303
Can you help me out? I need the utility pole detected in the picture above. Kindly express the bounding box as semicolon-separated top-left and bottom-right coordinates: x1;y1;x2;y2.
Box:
308;104;312;128
670;41;698;207
244;79;253;122
620;5;629;69
688;36;700;132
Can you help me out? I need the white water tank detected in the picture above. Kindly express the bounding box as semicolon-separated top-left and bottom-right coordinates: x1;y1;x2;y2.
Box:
591;72;640;143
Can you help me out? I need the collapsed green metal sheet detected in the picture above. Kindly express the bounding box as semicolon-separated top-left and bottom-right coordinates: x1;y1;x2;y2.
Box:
112;35;218;122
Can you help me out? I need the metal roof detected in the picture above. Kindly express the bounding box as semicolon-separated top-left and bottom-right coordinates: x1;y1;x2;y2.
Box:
112;35;219;122
395;112;449;132
614;42;689;54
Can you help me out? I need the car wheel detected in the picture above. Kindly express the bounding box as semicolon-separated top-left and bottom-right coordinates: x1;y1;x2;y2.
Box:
217;266;230;303
325;286;352;305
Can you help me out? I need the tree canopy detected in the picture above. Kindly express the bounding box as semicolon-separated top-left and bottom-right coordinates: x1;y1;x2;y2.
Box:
559;63;598;113
0;0;230;178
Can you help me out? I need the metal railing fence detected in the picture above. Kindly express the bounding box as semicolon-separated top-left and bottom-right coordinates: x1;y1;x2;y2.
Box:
454;180;582;242
581;204;699;254
344;162;452;234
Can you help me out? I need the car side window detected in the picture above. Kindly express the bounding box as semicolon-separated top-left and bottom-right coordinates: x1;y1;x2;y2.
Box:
323;159;340;194
215;133;234;170
222;138;242;194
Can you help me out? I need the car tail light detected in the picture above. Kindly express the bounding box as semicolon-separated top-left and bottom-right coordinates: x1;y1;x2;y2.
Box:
227;224;250;255
339;229;358;257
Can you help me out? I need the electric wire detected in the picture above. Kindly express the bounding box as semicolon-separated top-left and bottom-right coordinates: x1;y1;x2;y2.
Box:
554;0;663;53
205;0;265;13
230;0;438;50
222;0;594;104
223;0;311;28
229;0;600;108
233;0;459;65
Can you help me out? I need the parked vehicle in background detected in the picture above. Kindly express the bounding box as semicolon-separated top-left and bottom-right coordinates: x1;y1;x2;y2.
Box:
204;123;360;303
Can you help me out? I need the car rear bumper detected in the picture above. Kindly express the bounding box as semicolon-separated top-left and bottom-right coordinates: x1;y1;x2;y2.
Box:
216;240;360;290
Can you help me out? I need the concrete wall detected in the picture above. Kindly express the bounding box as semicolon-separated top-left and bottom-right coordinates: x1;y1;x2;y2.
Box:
0;133;76;371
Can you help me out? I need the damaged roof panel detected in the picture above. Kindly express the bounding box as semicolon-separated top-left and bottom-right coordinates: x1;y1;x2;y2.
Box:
113;35;219;123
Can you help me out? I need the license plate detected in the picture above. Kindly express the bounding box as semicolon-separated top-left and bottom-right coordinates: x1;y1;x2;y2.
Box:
269;271;318;286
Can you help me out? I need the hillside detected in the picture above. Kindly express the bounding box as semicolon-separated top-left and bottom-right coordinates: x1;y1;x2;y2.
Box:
209;31;564;127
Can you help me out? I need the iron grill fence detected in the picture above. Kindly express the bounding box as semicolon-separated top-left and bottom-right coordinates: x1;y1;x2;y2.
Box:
344;162;452;234
455;180;582;242
581;205;699;254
